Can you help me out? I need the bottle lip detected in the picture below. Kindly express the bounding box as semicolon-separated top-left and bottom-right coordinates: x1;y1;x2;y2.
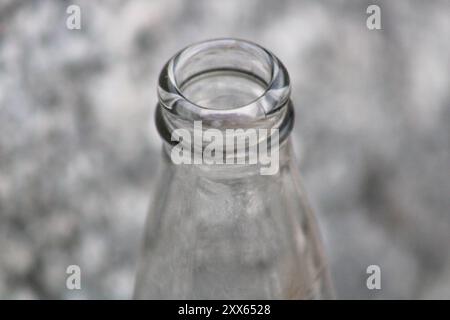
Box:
157;38;291;124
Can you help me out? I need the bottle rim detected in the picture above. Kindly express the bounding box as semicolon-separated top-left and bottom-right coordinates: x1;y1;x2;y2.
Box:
157;38;291;123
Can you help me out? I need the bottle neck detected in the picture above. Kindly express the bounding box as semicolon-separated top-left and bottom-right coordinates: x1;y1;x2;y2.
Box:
161;138;294;179
155;39;293;177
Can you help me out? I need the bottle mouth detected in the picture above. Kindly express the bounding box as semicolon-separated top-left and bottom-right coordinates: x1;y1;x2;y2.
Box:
156;38;294;148
158;38;291;124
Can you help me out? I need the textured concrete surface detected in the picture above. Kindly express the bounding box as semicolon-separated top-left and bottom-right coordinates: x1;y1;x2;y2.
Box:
0;0;449;299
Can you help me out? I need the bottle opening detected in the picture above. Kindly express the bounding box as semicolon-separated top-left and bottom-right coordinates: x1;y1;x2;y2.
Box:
156;39;294;155
158;39;291;123
180;70;267;110
173;40;273;110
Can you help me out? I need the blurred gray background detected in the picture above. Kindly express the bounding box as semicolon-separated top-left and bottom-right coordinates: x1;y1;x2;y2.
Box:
1;0;449;299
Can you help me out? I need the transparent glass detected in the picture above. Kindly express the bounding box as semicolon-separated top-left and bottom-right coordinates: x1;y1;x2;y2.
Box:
134;39;334;299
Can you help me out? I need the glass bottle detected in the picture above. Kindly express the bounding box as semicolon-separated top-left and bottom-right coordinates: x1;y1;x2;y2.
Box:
134;39;334;299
